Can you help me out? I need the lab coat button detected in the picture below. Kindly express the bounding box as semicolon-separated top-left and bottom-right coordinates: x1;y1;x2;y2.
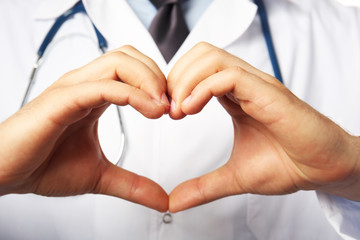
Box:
162;212;173;224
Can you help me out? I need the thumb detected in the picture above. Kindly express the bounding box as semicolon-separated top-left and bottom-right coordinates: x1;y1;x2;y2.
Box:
96;163;169;212
169;165;242;212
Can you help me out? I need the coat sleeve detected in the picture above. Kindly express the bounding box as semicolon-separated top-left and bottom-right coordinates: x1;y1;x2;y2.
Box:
317;192;360;240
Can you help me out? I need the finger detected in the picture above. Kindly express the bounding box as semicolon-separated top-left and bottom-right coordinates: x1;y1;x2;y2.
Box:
169;165;241;213
101;52;168;104
180;67;257;115
167;42;272;92
68;79;167;119
167;42;214;94
114;46;169;105
167;44;244;118
168;43;282;118
167;43;220;119
59;50;169;105
180;67;287;125
96;163;169;212
37;79;168;127
117;45;166;87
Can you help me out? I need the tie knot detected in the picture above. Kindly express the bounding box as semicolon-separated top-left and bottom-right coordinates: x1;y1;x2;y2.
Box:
150;0;182;9
149;0;189;63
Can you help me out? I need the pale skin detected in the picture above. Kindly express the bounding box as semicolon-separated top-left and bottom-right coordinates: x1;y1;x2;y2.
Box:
0;42;360;214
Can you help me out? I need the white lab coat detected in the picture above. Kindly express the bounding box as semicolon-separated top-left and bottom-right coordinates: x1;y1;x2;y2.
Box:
0;0;360;239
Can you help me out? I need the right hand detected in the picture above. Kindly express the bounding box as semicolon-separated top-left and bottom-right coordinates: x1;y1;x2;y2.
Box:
0;46;170;212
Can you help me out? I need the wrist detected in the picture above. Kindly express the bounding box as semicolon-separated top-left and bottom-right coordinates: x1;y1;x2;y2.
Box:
319;133;360;201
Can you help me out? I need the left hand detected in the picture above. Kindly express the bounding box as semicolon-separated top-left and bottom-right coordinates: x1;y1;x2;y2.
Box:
167;42;360;213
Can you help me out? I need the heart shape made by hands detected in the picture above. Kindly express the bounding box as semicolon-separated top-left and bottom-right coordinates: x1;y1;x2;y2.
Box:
1;43;356;214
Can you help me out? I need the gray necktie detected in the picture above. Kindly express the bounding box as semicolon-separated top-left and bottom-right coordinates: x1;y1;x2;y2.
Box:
149;0;189;63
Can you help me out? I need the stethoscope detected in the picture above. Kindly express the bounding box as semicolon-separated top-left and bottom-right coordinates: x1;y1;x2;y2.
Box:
22;0;283;166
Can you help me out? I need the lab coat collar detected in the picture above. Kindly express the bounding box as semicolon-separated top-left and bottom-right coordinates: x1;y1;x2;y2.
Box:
32;0;300;70
80;0;259;70
173;0;257;65
82;0;164;65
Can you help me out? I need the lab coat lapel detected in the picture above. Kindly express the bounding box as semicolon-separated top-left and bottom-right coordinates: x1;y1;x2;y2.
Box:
83;0;165;67
84;0;258;71
168;0;258;68
34;0;164;66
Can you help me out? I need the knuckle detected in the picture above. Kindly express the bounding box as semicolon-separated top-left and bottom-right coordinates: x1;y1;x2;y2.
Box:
195;178;208;203
210;48;226;59
107;50;128;61
229;66;247;75
93;80;111;101
138;72;159;90
194;41;219;52
194;41;213;51
96;78;111;87
119;44;136;52
127;86;140;98
205;48;226;64
128;175;141;200
60;69;78;79
100;50;129;64
56;69;80;86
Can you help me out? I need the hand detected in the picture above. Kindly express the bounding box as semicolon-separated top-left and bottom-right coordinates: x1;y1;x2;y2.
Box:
168;42;360;212
0;46;170;212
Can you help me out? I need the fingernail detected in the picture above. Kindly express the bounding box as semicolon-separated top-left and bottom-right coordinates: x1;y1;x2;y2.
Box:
170;99;176;112
161;93;170;105
182;95;192;106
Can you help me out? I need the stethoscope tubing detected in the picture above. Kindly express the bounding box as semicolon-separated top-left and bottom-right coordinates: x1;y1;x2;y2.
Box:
21;1;125;166
254;0;283;83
